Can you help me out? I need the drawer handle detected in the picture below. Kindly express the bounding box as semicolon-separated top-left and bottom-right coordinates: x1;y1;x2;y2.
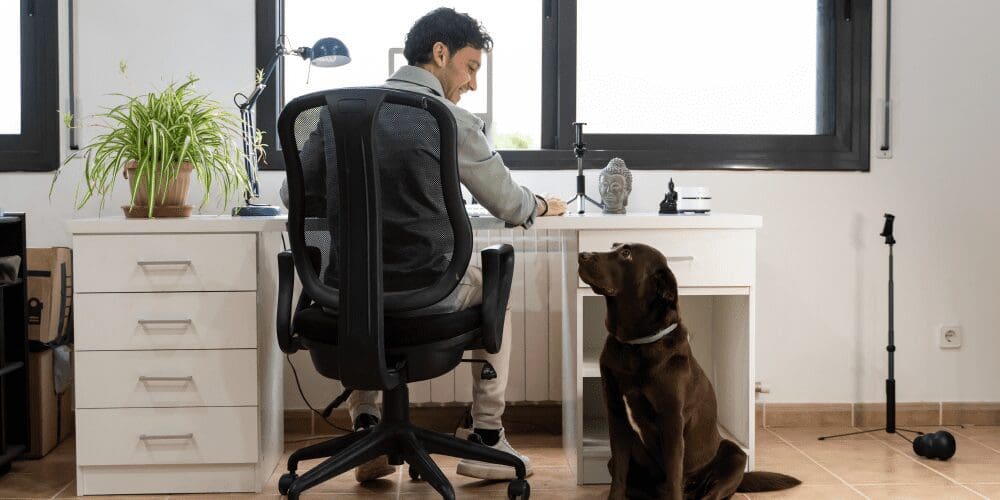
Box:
137;260;192;267
137;318;193;326
667;256;695;262
138;376;194;383
139;433;194;441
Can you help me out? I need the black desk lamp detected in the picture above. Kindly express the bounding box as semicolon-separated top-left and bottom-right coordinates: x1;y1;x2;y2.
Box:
232;36;350;216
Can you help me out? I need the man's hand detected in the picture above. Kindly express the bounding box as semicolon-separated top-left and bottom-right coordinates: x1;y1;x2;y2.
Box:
535;194;567;217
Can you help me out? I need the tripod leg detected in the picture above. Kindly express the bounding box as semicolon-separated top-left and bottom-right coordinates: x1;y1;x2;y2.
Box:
583;193;604;208
818;428;887;440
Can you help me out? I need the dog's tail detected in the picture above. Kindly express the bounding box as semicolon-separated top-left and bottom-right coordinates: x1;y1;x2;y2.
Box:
736;471;801;492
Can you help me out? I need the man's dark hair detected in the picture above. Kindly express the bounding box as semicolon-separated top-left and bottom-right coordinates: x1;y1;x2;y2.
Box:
404;8;492;66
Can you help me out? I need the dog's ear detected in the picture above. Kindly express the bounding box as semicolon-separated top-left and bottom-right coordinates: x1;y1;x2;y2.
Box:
652;268;677;303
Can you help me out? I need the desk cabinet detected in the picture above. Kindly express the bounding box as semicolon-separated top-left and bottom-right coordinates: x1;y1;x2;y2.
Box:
548;217;760;485
70;217;285;495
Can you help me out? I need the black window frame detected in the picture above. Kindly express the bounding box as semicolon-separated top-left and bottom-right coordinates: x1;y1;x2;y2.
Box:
257;0;871;172
0;0;60;172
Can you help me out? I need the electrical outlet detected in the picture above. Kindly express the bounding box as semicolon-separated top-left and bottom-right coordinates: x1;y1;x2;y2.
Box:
939;325;962;349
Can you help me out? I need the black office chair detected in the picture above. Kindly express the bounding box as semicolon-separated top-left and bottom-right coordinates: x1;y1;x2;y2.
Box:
275;87;529;500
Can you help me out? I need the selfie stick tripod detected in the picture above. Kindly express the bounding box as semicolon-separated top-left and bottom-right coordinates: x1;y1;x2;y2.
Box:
819;214;923;442
566;122;603;214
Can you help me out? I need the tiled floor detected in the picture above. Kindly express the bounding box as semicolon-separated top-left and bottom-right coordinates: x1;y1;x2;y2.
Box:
2;426;1000;499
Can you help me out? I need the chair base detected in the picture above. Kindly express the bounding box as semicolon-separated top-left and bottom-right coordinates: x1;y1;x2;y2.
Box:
280;385;529;500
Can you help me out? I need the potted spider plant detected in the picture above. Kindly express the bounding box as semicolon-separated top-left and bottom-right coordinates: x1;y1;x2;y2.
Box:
54;75;255;218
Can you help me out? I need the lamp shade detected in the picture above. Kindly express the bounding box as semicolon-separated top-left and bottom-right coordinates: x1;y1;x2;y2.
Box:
306;37;351;67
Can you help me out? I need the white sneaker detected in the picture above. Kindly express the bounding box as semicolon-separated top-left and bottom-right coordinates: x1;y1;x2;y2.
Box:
455;428;533;480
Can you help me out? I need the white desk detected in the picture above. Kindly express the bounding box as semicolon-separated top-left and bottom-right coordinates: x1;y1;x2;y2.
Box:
68;212;759;491
69;216;286;495
473;212;762;485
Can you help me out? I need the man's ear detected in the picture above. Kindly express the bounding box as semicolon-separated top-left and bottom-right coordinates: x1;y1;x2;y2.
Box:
431;42;450;68
653;268;677;302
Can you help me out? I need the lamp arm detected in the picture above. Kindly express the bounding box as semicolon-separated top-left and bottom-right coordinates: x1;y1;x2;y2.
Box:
234;46;287;201
238;48;284;113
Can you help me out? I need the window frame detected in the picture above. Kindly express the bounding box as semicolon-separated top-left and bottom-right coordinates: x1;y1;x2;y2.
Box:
0;0;60;172
257;0;871;172
255;0;287;172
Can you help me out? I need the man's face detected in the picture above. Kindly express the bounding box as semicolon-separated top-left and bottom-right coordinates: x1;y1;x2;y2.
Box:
430;43;482;104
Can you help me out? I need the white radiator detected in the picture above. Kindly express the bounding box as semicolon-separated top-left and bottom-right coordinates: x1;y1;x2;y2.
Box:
284;230;565;409
409;230;564;403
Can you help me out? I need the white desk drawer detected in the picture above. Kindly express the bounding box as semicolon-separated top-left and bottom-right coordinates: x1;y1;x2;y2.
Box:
578;229;754;287
76;349;258;408
75;292;257;351
75;407;258;466
73;233;256;293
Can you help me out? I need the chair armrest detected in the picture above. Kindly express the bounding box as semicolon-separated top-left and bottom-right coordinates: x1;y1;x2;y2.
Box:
295;245;323;311
276;250;299;354
480;243;515;354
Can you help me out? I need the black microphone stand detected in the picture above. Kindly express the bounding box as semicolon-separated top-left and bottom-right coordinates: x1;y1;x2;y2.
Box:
819;214;923;443
565;122;602;214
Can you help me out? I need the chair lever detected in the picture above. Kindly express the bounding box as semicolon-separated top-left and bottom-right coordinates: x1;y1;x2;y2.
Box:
322;388;354;418
461;359;497;380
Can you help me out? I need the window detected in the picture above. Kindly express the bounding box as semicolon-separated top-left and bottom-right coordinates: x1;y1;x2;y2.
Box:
256;0;541;172
257;0;871;171
0;0;59;172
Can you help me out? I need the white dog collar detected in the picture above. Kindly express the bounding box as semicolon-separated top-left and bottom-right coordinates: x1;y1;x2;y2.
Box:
622;323;678;345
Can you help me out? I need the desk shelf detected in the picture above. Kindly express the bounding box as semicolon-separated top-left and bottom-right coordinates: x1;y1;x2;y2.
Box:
563;226;758;485
0;213;30;475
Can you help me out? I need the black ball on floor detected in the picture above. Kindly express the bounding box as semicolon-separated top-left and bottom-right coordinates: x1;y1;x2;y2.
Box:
913;430;956;460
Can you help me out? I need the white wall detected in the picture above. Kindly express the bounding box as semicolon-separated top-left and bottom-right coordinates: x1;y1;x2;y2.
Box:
1;0;997;405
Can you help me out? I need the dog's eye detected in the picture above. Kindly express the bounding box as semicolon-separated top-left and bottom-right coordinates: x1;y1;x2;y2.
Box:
620;248;631;259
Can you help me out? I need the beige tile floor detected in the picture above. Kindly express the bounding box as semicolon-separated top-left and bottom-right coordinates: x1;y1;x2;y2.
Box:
2;426;999;499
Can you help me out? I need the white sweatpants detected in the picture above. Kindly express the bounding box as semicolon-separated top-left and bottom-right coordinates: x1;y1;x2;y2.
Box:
347;266;512;430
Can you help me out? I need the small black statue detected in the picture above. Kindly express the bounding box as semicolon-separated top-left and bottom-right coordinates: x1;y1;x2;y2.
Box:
659;177;678;214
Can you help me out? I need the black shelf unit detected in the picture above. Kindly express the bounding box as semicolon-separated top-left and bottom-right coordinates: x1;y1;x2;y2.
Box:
0;213;29;474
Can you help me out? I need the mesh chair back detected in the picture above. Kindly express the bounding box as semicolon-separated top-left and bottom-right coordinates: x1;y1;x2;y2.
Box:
279;87;472;389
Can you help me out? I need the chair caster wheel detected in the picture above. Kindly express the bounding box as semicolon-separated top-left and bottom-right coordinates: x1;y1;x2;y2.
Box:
408;467;421;481
507;479;530;499
278;472;297;495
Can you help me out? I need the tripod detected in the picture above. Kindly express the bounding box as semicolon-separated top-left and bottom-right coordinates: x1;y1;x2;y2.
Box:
819;214;923;443
565;122;603;214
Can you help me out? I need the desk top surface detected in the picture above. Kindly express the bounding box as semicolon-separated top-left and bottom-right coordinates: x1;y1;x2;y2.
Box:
478;212;761;230
69;212;761;234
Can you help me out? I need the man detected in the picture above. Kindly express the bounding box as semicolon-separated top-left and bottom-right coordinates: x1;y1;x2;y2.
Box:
280;7;565;483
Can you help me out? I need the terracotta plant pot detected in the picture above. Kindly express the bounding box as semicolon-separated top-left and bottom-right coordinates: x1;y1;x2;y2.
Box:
122;161;194;218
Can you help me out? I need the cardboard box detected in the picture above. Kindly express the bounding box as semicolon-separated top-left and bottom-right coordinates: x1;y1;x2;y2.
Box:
24;248;74;458
26;247;73;343
26;349;74;458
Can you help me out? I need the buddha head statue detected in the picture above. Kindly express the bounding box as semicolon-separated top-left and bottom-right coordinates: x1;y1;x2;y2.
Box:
599;157;632;214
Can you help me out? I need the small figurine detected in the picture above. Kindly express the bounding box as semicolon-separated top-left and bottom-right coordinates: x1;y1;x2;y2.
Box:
599;158;632;214
659;178;678;214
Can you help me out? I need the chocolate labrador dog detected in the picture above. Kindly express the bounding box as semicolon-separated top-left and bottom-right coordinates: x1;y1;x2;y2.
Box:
578;243;800;500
